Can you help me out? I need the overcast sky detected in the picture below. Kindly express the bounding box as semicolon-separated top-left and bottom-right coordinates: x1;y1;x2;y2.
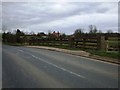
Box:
2;2;118;34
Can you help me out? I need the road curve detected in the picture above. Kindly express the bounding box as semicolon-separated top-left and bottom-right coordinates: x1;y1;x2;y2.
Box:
2;45;118;88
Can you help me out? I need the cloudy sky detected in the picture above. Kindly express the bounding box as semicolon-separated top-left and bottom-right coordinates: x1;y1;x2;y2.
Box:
2;1;118;34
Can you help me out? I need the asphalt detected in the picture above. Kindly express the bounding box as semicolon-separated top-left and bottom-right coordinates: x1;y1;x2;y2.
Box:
2;45;118;88
0;42;2;89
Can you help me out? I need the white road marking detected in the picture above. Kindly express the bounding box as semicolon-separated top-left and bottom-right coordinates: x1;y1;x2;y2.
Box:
18;49;24;53
18;49;85;79
32;54;85;78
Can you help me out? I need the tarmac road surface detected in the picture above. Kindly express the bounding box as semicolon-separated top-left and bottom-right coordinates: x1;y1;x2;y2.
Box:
2;45;118;88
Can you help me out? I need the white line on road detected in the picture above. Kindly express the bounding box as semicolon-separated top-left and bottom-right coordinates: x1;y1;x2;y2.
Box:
18;49;85;79
31;55;85;78
18;49;24;53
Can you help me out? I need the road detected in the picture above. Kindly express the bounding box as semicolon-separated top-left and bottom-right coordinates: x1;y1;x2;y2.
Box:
2;45;118;88
0;42;2;89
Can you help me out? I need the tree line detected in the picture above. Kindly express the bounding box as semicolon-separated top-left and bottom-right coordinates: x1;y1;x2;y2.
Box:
2;25;119;44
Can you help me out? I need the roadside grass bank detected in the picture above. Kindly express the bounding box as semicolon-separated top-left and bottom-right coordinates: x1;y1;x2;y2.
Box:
86;50;119;64
87;50;120;59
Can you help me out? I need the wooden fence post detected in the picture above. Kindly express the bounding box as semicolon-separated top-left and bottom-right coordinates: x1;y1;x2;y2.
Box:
83;38;86;50
68;37;74;48
97;35;106;50
106;40;109;51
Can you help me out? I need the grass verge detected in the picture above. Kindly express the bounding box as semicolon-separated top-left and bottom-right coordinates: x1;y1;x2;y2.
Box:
87;50;119;59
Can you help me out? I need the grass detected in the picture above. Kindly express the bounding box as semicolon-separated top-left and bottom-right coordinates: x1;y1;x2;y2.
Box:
87;50;120;59
107;41;119;46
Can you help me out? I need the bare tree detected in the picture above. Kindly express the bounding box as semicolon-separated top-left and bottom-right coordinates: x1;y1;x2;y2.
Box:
89;25;98;34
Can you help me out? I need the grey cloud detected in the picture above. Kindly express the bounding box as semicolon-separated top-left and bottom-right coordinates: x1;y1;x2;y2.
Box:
0;2;2;32
2;2;118;33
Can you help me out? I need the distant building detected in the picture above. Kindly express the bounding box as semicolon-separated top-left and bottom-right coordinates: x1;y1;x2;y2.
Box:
52;31;60;38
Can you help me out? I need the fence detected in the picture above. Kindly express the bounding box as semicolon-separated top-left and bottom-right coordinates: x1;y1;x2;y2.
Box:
26;35;106;50
21;34;119;51
106;36;120;51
